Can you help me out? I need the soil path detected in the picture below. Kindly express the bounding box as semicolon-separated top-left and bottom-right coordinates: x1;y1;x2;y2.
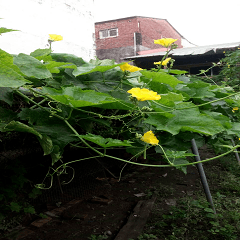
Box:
15;160;202;240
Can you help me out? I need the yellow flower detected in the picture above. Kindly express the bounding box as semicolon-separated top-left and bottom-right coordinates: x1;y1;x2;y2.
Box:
120;63;142;72
154;57;171;66
232;107;239;112
127;88;161;101
154;38;177;48
141;131;159;145
49;34;63;41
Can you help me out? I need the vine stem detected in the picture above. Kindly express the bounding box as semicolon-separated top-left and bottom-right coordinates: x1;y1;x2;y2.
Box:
103;145;239;168
142;91;240;114
158;144;174;166
64;119;104;157
16;90;65;121
16;89;104;158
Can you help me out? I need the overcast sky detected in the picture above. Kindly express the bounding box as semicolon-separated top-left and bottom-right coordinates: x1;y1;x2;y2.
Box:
94;0;240;47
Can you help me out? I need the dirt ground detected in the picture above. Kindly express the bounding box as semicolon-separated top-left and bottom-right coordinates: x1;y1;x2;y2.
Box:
2;147;213;240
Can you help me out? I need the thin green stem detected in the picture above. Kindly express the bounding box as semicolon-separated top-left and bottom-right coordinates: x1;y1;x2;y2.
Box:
64;119;104;156
102;145;238;168
158;144;174;166
152;100;174;109
16;90;65;121
30;98;47;109
141;91;240;114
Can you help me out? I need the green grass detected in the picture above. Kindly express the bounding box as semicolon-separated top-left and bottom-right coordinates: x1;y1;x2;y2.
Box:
140;154;240;239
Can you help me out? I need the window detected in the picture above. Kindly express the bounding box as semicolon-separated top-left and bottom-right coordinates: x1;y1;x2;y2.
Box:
99;28;118;39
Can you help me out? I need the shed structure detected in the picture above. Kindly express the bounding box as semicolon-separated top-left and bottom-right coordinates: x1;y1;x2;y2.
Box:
125;42;240;75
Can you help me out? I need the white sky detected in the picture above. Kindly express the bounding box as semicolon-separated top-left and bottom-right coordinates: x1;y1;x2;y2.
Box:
94;0;240;47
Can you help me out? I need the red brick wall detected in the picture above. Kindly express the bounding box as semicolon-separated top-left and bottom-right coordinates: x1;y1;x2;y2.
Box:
95;17;139;50
95;16;183;62
95;17;182;51
136;17;182;49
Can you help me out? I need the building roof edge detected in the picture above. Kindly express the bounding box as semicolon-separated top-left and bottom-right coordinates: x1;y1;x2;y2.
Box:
95;16;165;24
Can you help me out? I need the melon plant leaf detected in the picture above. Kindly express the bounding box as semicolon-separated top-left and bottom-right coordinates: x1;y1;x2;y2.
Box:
44;61;76;73
13;53;52;79
1;120;42;138
202;110;232;129
0;106;17;122
144;103;225;135
0;49;30;87
42;86;117;108
173;159;189;174
0;63;30;87
51;53;86;66
24;207;36;214
30;48;52;61
159;69;188;75
0;87;14;105
226;122;240;137
164;150;196;159
18;107;77;149
72;62;124;76
50;145;62;165
9;202;21;213
186;80;216;98
141;70;183;88
37;134;54;155
79;133;132;148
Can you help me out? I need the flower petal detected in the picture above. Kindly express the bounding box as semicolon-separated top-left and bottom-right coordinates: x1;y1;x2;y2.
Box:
141;130;159;145
49;34;63;41
154;38;177;48
127;88;161;101
120;63;142;72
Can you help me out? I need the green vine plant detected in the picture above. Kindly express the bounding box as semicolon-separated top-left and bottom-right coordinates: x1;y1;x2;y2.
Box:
1;31;240;190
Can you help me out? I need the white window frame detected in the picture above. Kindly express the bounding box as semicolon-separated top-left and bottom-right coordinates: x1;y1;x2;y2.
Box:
99;28;118;39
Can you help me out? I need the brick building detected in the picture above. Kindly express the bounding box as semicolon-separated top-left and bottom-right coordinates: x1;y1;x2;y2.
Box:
95;16;183;63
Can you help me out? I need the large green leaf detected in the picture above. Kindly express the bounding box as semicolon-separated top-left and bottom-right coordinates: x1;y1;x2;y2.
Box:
37;134;53;155
226;122;240;137
42;86;117;107
51;53;86;67
186;80;215;98
147;93;184;118
98;90;134;110
13;53;52;79
18;107;78;149
30;48;52;61
0;49;30;87
1;121;42;138
202;110;232;129
141;70;183;88
0;63;30;87
144;103;225;135
44;61;76;73
79;133;132;148
0;87;14;105
0;107;17;122
72;62;124;76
